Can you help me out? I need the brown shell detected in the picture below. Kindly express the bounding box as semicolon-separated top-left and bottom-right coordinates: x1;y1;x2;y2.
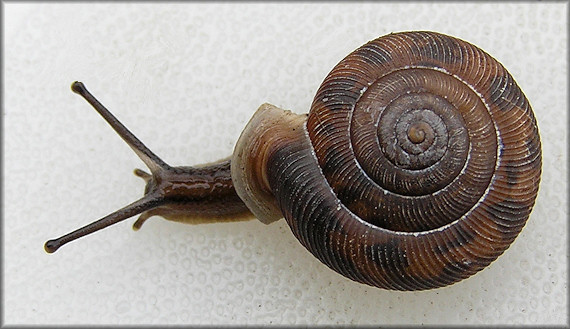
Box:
265;31;541;290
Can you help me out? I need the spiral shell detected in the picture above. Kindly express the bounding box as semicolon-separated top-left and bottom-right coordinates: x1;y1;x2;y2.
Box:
235;31;542;290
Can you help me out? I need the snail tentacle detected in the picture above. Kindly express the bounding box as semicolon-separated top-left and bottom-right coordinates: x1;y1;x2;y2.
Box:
45;83;253;253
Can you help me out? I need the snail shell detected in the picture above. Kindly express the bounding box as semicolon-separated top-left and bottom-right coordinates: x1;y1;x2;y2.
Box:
232;31;541;290
46;31;541;291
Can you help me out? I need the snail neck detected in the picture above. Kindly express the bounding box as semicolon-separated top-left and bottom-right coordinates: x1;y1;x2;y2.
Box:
131;159;254;230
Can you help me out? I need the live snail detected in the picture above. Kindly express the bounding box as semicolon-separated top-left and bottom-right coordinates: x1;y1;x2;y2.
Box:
45;31;542;291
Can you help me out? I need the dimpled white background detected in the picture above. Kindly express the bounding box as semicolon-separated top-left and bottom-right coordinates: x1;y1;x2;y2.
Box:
3;2;567;326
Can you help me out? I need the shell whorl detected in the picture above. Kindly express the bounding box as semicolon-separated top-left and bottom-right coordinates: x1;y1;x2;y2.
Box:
234;31;541;290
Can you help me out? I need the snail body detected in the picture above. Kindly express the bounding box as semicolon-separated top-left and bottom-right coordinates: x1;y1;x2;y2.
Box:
46;31;541;291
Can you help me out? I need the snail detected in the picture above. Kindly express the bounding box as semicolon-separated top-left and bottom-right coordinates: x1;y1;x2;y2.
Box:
45;31;542;291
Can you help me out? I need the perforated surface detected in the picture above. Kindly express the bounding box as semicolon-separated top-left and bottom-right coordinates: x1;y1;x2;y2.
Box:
4;3;567;325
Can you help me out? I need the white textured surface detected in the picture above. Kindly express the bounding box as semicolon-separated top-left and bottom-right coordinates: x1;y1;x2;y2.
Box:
4;3;567;326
